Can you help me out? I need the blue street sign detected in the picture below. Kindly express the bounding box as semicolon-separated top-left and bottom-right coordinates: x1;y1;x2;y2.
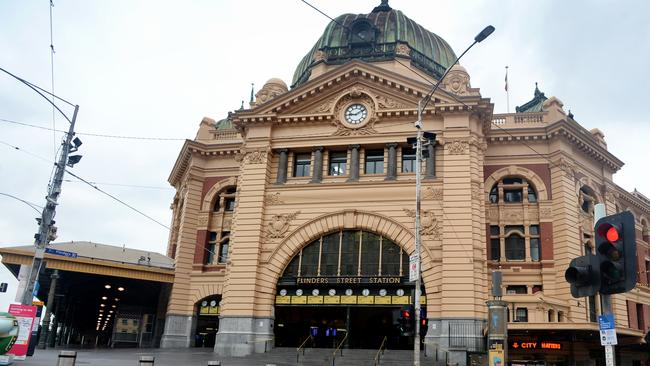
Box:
45;247;78;258
32;281;39;296
598;314;615;330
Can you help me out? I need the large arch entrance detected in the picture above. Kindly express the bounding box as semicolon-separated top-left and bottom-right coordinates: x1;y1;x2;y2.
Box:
274;229;426;350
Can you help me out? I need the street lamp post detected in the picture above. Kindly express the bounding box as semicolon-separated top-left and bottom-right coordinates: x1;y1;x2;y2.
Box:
412;25;494;366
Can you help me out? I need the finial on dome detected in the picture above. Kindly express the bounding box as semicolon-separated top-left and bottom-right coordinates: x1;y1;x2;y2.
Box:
372;0;391;13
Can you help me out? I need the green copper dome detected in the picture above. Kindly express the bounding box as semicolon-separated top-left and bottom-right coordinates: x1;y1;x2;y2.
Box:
292;2;457;88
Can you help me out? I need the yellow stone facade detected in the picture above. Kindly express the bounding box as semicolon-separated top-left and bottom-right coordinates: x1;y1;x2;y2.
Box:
160;5;650;365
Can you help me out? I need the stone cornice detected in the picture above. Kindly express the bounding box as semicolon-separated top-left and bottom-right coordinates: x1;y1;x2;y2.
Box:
168;139;242;186
488;119;624;173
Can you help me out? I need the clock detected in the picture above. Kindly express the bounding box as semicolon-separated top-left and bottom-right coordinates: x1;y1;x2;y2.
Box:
396;289;405;296
362;289;370;297
312;289;320;296
379;289;387;297
279;289;287;296
344;104;368;124
210;300;217;307
296;289;303;296
201;301;208;307
345;289;353;296
328;289;336;296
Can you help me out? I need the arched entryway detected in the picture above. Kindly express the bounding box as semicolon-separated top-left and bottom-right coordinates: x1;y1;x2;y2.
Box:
194;295;221;348
274;229;426;350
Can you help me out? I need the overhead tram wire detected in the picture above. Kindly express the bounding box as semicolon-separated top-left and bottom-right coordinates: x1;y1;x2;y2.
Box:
0;193;43;213
1;140;172;230
49;0;57;157
0;118;185;141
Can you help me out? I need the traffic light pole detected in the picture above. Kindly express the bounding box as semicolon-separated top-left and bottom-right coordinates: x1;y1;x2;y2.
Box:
594;203;616;366
19;105;79;305
413;101;423;366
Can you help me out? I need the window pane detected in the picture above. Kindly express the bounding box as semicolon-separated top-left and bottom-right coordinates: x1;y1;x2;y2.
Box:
489;186;498;203
490;239;500;261
224;198;236;211
381;238;401;276
300;240;320;276
294;153;311;177
506;285;527;294
505;226;524;235
515;308;528;322
505;235;525;260
321;232;339;276
504;189;522;203
340;231;360;276
490;226;500;236
401;148;416;173
329;152;347;176
503;177;522;185
284;256;299;278
529;225;539;235
361;232;380;276
218;240;229;263
209;232;218;241
364;149;384;174
528;191;537;203
530;238;540;262
206;243;216;264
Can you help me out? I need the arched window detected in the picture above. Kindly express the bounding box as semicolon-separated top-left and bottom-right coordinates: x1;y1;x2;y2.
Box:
642;219;649;243
213;186;237;212
504;226;525;260
579;186;597;215
489;176;538;204
280;230;409;279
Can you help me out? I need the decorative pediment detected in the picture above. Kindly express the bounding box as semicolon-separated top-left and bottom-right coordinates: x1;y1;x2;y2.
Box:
231;60;480;128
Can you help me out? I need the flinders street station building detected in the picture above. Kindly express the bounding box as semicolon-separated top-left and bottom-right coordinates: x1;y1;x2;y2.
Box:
159;2;650;365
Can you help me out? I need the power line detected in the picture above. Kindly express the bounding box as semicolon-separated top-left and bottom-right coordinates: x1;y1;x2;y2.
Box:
0;193;43;213
49;0;57;159
0;117;185;141
62;179;172;190
64;169;170;230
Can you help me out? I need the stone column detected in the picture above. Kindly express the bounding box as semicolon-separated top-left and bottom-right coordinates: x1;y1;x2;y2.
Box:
425;141;436;179
310;147;323;183
38;269;59;349
347;145;360;182
275;149;288;184
385;143;397;180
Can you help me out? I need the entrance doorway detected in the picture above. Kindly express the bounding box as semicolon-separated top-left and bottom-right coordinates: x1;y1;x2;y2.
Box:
275;305;414;349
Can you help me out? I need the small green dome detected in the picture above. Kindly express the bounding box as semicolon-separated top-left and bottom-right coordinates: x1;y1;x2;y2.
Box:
215;117;233;130
292;3;457;88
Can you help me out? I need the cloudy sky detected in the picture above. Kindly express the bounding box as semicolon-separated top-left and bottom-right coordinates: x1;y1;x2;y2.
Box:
1;0;649;285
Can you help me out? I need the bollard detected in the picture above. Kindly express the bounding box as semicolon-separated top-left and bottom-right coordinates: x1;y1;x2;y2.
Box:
207;362;221;366
139;355;155;365
57;350;76;366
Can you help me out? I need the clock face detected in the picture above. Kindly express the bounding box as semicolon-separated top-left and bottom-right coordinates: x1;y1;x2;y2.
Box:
396;289;405;296
296;289;303;296
345;289;353;296
328;289;336;296
379;289;387;297
279;289;287;296
362;289;370;297
312;289;320;296
345;104;368;124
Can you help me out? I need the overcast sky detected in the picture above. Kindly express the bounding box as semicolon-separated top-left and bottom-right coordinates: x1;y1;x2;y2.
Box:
1;0;649;273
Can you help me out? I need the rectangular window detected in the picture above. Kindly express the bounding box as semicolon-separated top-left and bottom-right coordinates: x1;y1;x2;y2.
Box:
381;239;401;276
401;147;416;173
340;231;360;276
637;303;644;330
506;285;527;294
361;232;380;276
515;308;528;322
320;233;339;276
328;152;347;176
218;239;229;264
300;240;320;276
589;295;597;322
293;153;311;177
224;197;236;212
530;225;540;262
364;149;384;174
504;189;522;203
646;260;650;285
490;239;501;261
205;232;217;264
505;235;525;260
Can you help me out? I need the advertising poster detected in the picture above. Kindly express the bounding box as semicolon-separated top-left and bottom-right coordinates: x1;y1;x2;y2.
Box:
489;349;504;366
7;304;37;361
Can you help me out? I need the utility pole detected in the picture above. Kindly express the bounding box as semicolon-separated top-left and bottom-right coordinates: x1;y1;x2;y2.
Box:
20;105;79;305
594;203;616;366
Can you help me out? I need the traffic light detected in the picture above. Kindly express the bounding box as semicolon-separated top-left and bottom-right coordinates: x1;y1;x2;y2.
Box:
595;211;637;294
565;254;600;298
398;308;414;336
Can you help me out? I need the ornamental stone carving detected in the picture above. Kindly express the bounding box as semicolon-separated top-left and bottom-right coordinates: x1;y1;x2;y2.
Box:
442;65;471;96
403;209;442;240
395;43;410;57
254;78;288;105
333;125;378;136
313;50;327;62
555;157;575;179
375;94;408;109
471;182;482;202
197;212;209;227
446;140;468;155
423;187;443;200
235;150;268;164
312;97;337;113
540;207;552;219
263;211;300;241
265;192;283;205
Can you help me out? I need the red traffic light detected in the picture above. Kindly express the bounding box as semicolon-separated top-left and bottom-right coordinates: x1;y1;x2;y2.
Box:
401;310;411;319
597;223;620;243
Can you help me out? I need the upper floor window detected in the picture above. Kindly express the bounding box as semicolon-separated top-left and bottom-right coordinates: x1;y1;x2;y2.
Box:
579;186;597;214
505;225;525;260
294;153;311;177
489;176;538;204
530;225;540;261
642;219;649;243
213;186;237;212
506;285;527;294
515;308;528;322
206;231;230;265
401;147;416;173
329;152;347;176
365;149;384;174
490;226;500;261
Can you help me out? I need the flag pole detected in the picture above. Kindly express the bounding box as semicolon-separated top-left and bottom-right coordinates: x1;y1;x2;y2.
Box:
505;66;510;113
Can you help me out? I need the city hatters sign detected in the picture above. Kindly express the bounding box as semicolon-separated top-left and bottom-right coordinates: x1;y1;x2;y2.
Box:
295;276;404;285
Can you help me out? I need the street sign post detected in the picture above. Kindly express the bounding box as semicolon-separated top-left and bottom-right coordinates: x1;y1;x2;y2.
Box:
44;248;77;258
598;314;618;346
409;255;419;282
